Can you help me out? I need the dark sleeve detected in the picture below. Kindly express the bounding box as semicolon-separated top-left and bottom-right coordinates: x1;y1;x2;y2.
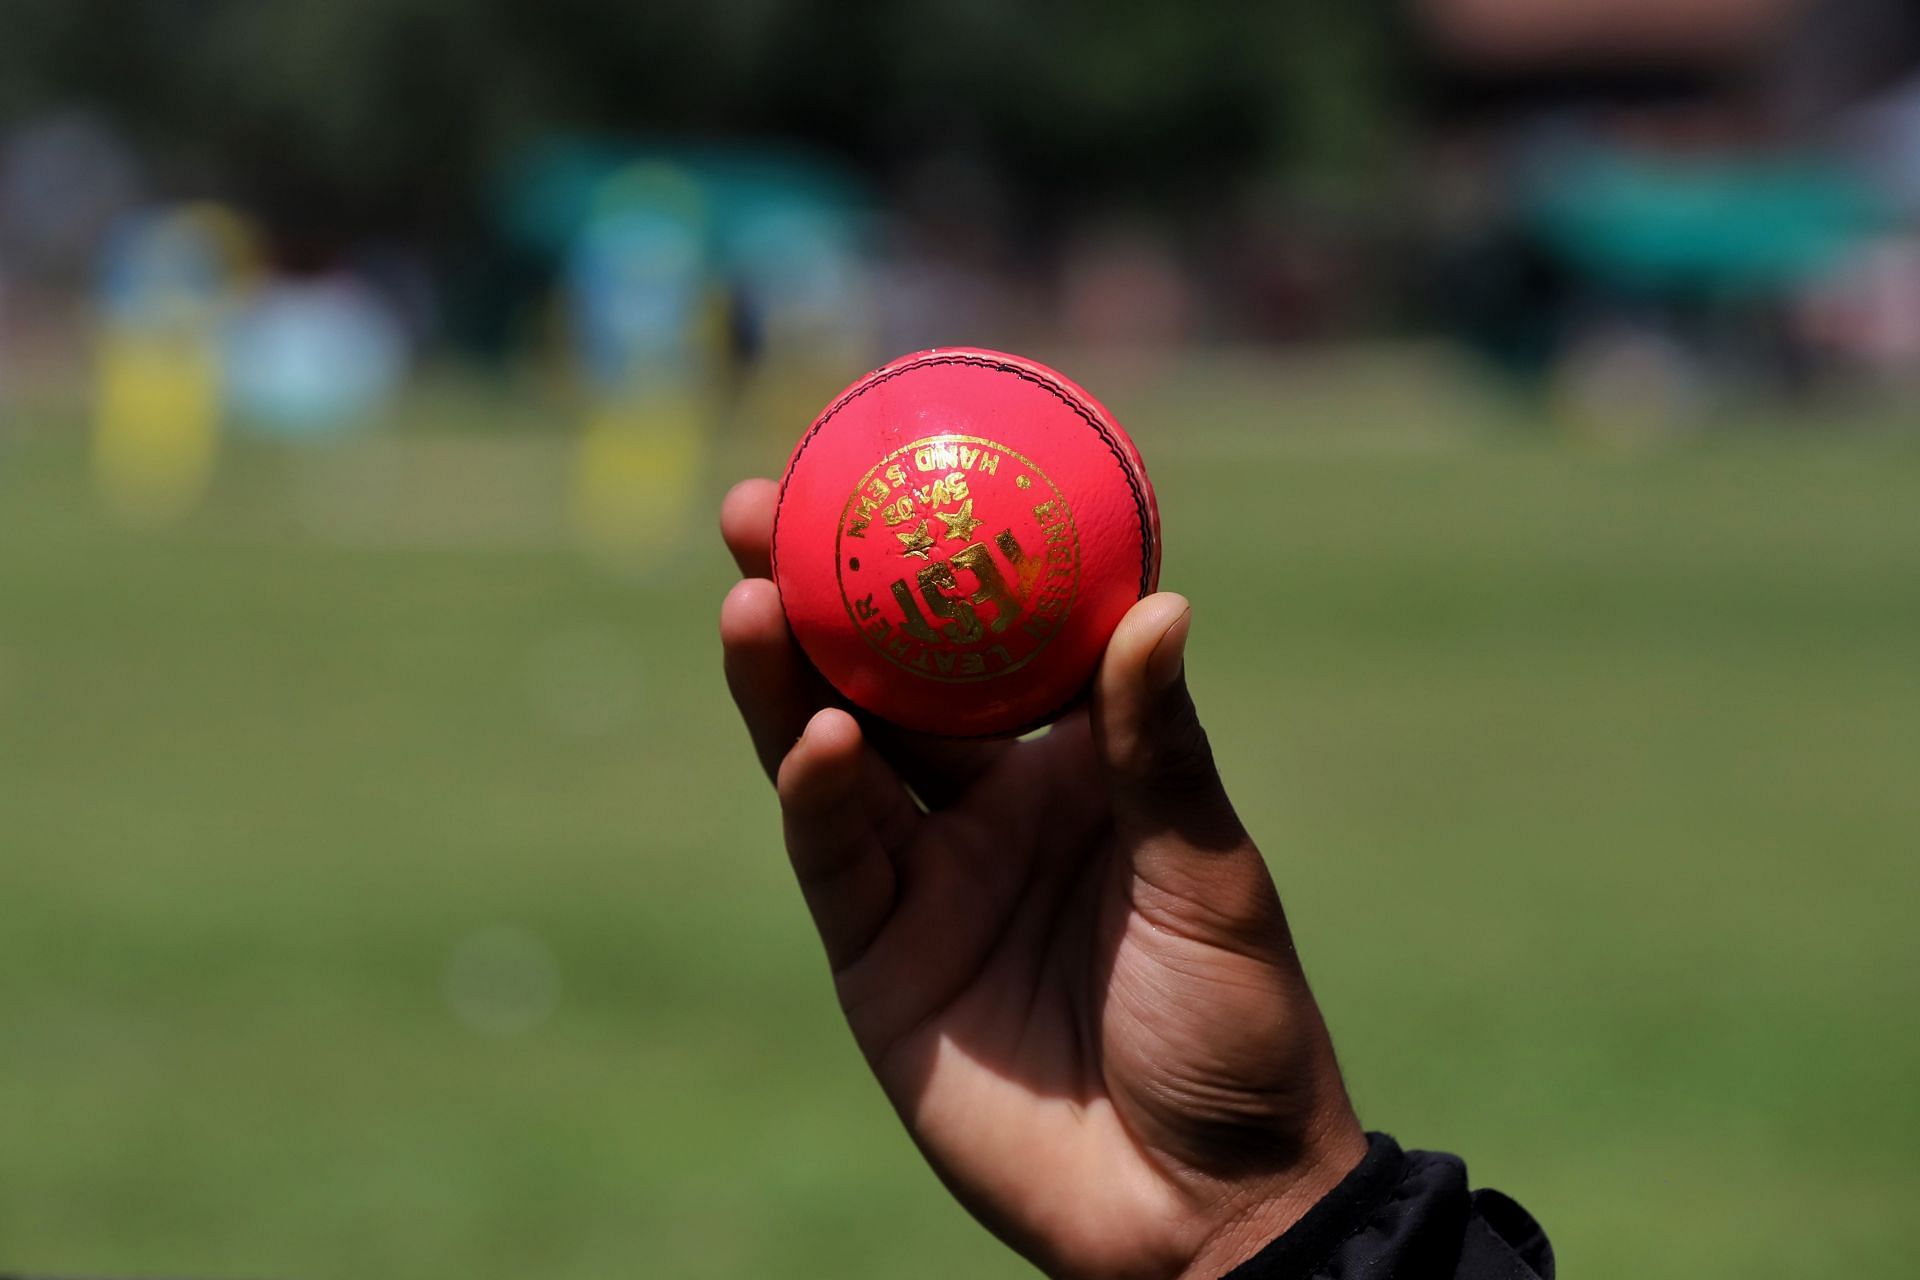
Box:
1221;1133;1553;1280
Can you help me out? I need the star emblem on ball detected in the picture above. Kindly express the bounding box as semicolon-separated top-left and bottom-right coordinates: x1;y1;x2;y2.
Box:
896;519;937;559
935;498;983;543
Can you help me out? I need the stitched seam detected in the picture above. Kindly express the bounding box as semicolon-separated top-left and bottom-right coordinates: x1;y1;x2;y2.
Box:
772;353;1156;596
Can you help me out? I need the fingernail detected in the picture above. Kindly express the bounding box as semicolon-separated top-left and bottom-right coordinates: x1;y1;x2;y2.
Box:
1146;606;1191;691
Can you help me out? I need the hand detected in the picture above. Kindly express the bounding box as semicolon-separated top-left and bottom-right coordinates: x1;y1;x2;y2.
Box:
720;478;1368;1280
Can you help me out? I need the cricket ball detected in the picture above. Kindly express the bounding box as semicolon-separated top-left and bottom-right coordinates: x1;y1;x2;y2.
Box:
772;348;1160;738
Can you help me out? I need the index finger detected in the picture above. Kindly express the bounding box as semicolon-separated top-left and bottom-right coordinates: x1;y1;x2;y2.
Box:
718;474;1010;803
721;478;779;579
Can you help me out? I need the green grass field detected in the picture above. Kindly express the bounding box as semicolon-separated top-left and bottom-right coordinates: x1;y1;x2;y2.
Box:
2;356;1916;1277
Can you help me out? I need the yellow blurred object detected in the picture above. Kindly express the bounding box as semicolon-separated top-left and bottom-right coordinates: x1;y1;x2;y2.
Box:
91;326;222;525
569;395;708;572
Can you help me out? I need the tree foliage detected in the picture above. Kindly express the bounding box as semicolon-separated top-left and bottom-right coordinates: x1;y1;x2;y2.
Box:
0;0;1403;234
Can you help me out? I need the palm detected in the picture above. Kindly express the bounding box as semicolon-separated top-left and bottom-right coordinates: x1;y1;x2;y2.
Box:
720;478;1363;1279
832;716;1328;1277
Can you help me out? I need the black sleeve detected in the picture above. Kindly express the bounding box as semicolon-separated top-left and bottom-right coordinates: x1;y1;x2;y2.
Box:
1221;1133;1553;1280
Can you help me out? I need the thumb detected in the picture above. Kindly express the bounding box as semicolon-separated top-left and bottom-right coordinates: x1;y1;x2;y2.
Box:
1093;596;1289;950
1091;593;1247;852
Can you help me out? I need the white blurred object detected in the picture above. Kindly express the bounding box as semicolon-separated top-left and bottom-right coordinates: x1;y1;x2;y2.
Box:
225;278;408;436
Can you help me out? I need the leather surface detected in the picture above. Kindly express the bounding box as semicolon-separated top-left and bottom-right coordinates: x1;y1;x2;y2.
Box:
773;348;1159;737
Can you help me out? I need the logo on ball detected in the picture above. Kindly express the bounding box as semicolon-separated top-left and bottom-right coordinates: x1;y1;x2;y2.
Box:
836;434;1078;682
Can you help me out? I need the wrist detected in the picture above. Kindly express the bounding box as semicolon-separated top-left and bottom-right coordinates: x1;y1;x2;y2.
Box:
1174;1117;1369;1280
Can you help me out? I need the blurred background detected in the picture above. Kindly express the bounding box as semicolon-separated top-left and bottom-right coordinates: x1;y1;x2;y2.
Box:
1;0;1915;1275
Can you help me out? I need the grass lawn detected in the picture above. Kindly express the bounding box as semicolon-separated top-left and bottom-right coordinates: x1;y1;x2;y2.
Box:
1;355;1915;1276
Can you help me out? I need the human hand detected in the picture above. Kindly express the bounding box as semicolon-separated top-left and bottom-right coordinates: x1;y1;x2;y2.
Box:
720;478;1367;1279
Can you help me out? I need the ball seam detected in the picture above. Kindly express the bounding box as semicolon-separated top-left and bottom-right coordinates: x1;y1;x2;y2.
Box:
773;351;1156;598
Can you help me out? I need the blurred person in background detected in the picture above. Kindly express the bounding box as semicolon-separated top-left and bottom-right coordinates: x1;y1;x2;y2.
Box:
1416;0;1920;415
